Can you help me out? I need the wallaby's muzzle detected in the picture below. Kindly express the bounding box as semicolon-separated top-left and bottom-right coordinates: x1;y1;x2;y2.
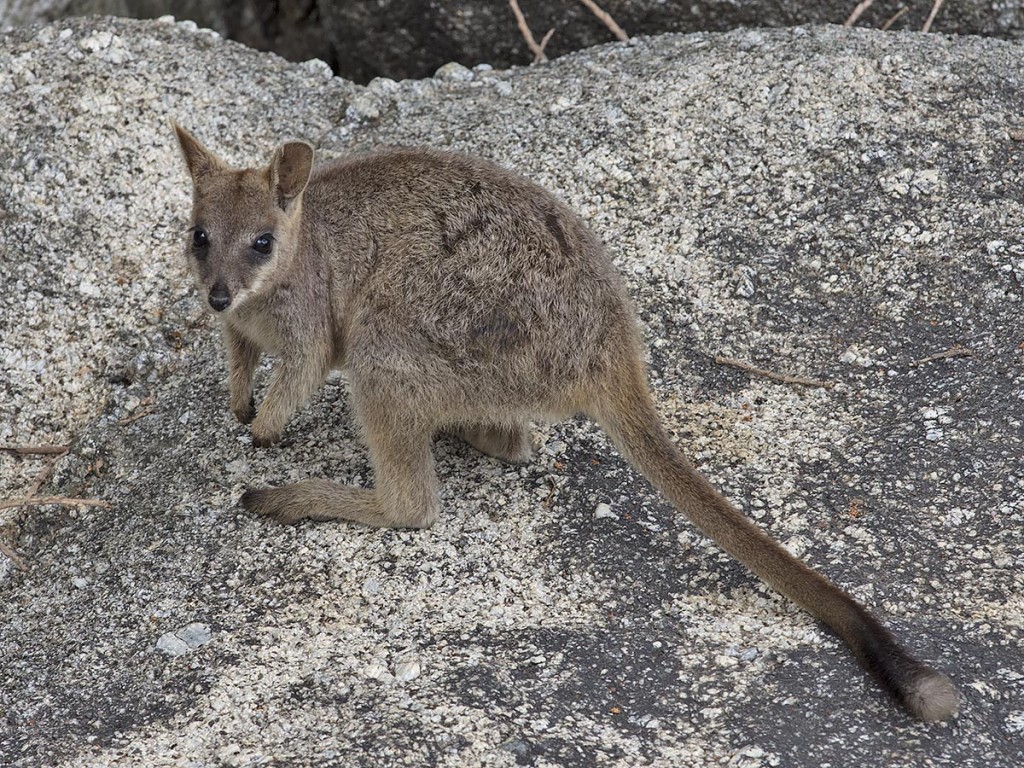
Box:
208;284;231;312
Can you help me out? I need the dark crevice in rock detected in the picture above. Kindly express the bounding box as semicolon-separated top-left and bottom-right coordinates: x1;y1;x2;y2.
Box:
2;1;1023;83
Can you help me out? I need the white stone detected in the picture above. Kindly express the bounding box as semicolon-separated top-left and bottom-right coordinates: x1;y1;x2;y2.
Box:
155;632;189;656
393;659;421;682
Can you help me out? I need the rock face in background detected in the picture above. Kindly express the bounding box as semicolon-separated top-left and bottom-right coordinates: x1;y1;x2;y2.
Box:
2;0;1023;81
1;13;1023;768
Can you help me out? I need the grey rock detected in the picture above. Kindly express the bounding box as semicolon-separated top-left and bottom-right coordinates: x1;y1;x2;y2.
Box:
0;15;1022;768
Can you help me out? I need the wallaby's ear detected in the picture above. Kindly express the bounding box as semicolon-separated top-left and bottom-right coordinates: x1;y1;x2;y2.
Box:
269;141;314;211
172;121;224;182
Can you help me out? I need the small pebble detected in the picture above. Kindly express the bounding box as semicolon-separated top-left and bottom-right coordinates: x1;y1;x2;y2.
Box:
434;62;473;82
155;622;211;656
394;659;421;682
178;622;212;648
156;632;189;656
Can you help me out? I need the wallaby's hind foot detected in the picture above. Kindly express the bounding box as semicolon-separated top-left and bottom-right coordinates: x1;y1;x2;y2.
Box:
456;423;532;463
240;481;376;524
241;479;438;528
244;418;441;528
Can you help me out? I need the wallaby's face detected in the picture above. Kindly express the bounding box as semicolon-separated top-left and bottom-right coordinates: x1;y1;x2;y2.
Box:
173;124;313;315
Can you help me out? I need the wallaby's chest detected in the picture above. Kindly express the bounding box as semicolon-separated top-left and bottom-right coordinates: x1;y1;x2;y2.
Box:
227;309;286;356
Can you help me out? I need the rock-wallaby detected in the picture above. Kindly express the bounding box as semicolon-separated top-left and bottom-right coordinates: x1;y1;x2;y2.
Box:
173;123;957;721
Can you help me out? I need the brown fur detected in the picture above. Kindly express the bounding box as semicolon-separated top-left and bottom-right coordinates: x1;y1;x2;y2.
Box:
173;124;957;720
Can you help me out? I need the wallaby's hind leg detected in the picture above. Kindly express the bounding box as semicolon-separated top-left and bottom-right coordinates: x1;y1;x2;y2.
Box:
456;422;532;463
241;415;440;529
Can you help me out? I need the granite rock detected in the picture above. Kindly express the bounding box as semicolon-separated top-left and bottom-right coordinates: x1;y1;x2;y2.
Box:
0;16;1022;768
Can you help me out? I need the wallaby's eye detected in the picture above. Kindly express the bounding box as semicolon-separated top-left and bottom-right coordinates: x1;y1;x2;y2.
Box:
191;227;208;249
252;234;274;255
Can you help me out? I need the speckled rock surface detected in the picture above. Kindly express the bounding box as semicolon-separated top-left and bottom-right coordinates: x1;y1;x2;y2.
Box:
1;16;1022;768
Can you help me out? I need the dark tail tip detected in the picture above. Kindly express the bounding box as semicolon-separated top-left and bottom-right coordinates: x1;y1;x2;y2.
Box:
904;668;958;721
855;618;958;721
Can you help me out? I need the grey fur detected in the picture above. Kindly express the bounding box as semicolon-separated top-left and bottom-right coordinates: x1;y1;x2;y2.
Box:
173;124;957;721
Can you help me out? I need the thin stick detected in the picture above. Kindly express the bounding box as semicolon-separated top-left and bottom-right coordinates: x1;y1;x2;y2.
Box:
911;345;972;367
881;6;909;30
0;496;111;512
579;0;629;42
536;28;556;64
26;456;61;498
0;444;68;456
508;0;547;63
922;0;945;33
118;407;156;426
844;0;876;27
714;356;832;389
0;539;27;571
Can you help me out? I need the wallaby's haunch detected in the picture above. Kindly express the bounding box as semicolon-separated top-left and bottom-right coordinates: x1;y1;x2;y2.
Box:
173;124;957;721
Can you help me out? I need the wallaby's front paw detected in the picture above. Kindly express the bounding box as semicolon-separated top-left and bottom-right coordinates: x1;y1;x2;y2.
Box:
232;396;256;425
251;429;280;448
250;412;282;447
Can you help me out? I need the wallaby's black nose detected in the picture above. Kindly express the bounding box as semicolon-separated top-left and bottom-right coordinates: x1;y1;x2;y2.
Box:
208;285;231;312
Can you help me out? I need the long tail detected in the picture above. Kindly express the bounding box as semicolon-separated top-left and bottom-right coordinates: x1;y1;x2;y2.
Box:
594;378;957;721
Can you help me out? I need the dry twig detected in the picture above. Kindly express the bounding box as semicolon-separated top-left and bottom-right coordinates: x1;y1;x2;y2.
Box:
26;455;62;497
0;496;111;512
118;407;156;426
881;6;910;30
579;0;629;42
922;0;945;33
714;356;832;389
508;0;548;63
844;0;876;27
0;445;86;570
911;345;973;367
0;444;68;456
537;28;556;63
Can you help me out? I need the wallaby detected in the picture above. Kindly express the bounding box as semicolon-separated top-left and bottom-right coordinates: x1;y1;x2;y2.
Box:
173;123;958;721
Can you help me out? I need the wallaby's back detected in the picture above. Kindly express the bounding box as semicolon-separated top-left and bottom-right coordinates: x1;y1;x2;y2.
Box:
304;148;641;419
